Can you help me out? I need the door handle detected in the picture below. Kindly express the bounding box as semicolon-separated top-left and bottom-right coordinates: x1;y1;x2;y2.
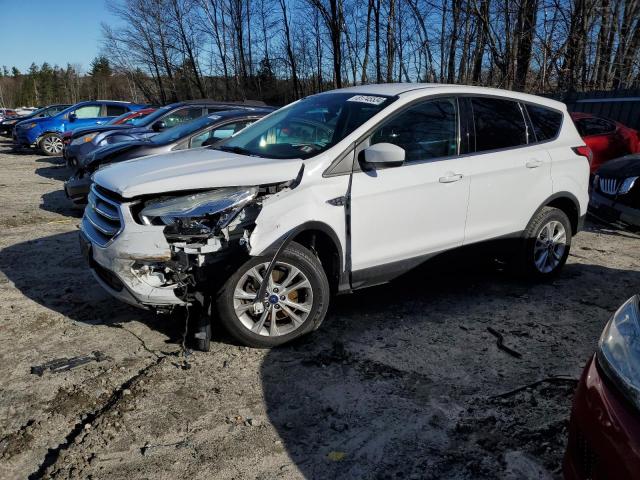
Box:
439;173;463;183
525;159;543;168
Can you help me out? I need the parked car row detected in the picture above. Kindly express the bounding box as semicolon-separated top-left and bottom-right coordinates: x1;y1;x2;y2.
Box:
0;104;71;136
65;107;273;204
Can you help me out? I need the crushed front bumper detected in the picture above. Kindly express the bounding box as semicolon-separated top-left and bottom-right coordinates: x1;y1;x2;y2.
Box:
79;196;187;309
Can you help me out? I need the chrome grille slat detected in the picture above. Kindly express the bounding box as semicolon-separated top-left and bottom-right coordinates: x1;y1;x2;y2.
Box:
599;177;619;195
81;185;123;247
85;208;120;236
87;191;119;221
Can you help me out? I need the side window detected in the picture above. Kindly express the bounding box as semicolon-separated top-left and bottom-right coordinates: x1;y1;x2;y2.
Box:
74;105;101;119
471;97;527;151
527;104;562;141
191;121;252;148
370;98;458;162
163;107;203;128
575;117;616;136
106;105;128;117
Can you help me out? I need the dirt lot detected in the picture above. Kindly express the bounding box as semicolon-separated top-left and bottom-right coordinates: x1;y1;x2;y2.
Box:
0;139;638;480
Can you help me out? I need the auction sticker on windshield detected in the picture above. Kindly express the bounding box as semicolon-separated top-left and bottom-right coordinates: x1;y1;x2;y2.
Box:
346;95;387;105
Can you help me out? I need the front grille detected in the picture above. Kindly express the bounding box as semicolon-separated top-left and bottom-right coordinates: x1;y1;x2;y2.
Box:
599;177;619;195
81;185;123;246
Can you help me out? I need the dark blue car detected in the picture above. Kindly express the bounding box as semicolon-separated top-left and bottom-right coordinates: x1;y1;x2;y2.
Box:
13;100;147;156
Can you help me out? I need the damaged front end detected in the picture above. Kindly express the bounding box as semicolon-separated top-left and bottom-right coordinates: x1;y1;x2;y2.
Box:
85;175;299;313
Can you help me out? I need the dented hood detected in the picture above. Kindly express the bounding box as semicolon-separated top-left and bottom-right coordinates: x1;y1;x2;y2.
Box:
93;147;303;198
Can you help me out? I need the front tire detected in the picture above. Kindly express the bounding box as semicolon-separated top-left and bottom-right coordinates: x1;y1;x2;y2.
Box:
216;242;330;348
519;206;572;278
39;133;64;156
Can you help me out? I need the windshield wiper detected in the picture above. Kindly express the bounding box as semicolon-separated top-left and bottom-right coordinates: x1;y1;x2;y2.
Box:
216;145;258;156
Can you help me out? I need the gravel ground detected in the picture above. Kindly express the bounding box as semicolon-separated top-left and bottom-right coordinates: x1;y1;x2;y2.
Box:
0;139;639;480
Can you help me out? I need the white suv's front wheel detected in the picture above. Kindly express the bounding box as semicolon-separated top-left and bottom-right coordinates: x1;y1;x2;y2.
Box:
216;242;330;348
520;206;572;278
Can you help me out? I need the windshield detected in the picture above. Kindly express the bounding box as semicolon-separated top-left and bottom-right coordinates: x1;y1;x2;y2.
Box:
129;105;173;126
151;115;217;144
28;106;48;116
216;92;397;159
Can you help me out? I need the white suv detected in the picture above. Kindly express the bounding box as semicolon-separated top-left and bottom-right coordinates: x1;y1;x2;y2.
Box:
80;84;590;348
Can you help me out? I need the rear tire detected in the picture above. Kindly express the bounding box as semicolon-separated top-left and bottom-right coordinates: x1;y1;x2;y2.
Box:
39;133;64;156
519;206;572;279
216;241;330;348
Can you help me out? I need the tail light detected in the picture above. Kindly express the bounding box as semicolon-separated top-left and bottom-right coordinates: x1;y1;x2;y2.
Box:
572;145;593;166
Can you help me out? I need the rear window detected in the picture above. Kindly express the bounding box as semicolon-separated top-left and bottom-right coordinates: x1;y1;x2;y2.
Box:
527;105;562;141
471;97;527;152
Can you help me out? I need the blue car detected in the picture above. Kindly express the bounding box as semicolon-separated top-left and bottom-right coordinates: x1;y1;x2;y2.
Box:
13;100;147;156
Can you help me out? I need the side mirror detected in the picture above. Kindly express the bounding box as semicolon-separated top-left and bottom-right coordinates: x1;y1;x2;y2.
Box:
362;142;405;166
152;120;166;132
68;112;77;122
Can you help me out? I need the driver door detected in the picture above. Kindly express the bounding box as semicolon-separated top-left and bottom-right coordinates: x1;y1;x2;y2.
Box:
350;97;471;284
66;104;103;131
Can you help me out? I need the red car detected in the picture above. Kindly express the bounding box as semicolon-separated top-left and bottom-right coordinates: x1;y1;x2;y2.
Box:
571;112;640;173
564;295;640;480
61;107;156;146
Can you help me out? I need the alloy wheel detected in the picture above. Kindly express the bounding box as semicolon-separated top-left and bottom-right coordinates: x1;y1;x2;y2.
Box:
533;220;567;273
233;262;313;337
42;135;63;154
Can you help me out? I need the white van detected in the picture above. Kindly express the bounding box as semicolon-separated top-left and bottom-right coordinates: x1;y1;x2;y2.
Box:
80;84;590;348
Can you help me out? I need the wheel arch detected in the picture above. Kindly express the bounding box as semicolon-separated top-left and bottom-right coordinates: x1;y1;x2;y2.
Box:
257;221;345;293
35;130;64;146
537;192;581;235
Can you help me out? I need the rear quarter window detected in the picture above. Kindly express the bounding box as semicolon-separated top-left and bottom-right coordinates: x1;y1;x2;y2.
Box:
471;97;528;152
527;104;563;141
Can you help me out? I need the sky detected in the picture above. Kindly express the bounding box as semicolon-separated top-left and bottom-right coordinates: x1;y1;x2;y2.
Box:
0;0;120;72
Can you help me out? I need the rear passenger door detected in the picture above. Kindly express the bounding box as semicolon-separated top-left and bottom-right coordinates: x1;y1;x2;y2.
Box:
463;97;552;244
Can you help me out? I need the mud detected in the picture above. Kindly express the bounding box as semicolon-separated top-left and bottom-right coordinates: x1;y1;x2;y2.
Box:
0;140;638;479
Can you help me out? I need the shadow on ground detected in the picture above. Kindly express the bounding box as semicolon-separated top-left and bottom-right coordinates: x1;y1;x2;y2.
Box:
0;230;183;346
259;249;638;479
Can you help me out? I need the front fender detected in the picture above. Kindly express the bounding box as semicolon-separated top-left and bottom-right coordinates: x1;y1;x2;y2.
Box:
249;175;349;271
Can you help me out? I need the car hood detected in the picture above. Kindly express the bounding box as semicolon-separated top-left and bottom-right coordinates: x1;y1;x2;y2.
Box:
93;148;304;198
16;116;49;128
596;155;640;178
84;140;149;167
71;124;133;138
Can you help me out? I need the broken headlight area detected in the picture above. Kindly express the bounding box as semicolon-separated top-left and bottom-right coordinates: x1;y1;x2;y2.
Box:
135;187;262;268
139;187;258;230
